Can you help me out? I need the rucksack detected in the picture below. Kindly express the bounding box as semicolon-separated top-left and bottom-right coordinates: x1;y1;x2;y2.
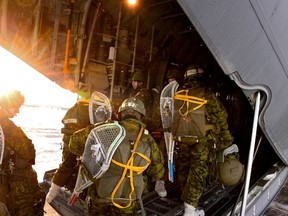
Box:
209;144;245;186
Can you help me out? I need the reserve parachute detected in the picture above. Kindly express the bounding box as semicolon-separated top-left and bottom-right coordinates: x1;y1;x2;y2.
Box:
160;80;179;182
89;91;112;124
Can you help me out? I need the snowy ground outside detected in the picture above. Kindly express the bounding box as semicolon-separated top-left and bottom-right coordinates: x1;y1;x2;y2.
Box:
13;105;68;182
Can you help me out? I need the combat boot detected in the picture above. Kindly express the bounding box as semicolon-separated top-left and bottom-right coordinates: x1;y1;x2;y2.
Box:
183;203;205;216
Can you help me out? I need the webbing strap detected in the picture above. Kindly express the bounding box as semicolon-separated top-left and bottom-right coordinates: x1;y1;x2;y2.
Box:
111;126;151;209
174;89;207;116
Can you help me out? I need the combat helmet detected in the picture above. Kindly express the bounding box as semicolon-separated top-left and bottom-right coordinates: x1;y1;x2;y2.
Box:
184;65;204;79
131;71;145;82
166;67;182;80
118;97;146;116
0;90;24;109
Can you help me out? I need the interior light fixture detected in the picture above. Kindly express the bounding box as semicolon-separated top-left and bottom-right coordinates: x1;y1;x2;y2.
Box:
127;0;137;5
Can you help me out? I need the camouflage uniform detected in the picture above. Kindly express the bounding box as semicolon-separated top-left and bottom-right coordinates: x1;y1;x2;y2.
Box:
69;118;165;216
52;100;91;191
134;88;161;132
0;114;45;216
172;81;233;207
122;71;160;133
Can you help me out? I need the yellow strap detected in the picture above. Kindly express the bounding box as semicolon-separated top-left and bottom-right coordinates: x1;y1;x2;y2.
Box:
174;89;207;116
110;127;151;209
112;152;150;173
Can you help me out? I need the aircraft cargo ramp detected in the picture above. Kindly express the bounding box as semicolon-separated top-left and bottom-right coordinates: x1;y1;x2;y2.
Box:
40;169;242;216
263;179;288;216
41;164;288;216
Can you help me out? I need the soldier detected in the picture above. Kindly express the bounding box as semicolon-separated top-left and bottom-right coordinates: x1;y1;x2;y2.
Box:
166;64;184;84
46;99;91;204
129;72;165;196
46;92;112;208
0;90;45;216
69;97;165;215
122;71;164;197
122;71;146;98
162;66;233;216
121;72;151;110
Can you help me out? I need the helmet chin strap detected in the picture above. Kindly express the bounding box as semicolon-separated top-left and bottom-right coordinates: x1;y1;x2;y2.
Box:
120;109;142;120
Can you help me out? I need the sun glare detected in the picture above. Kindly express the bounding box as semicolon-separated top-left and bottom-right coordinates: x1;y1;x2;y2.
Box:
0;46;77;107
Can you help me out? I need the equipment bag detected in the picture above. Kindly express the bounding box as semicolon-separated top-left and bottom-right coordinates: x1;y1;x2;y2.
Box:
209;144;244;186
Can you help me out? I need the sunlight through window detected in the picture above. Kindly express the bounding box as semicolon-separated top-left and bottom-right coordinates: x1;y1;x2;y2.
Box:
0;46;77;107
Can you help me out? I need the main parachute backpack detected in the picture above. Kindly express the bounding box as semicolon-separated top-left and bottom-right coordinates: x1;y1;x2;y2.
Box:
69;122;126;206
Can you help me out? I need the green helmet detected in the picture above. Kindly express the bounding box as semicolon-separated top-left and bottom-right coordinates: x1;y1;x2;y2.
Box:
118;97;146;116
184;65;204;79
166;67;182;80
131;71;145;82
0;90;24;109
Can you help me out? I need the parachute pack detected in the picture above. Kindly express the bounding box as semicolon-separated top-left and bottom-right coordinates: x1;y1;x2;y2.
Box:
209;144;245;186
171;86;207;138
69;122;151;209
61;91;112;135
89;91;112;124
69;122;126;206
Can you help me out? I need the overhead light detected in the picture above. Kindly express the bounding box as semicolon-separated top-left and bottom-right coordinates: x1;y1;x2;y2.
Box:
127;0;137;6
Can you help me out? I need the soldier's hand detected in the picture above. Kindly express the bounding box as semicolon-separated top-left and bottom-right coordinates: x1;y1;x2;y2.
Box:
46;182;61;203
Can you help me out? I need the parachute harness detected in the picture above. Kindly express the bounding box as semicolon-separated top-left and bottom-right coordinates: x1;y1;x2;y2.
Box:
111;126;151;208
174;89;207;117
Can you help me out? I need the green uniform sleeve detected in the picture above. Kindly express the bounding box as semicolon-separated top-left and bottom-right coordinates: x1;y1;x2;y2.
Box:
145;134;165;182
69;125;95;156
205;93;233;150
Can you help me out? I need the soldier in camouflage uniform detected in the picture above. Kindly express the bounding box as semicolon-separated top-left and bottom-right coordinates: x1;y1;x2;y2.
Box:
166;64;184;84
69;97;165;216
121;71;159;131
169;66;233;216
46;99;91;204
122;71;147;99
0;90;45;216
127;72;165;196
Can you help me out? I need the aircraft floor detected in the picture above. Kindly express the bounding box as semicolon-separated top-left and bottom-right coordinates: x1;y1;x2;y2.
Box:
44;201;61;216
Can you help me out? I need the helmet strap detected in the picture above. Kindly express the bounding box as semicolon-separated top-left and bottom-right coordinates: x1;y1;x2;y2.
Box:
120;109;142;120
